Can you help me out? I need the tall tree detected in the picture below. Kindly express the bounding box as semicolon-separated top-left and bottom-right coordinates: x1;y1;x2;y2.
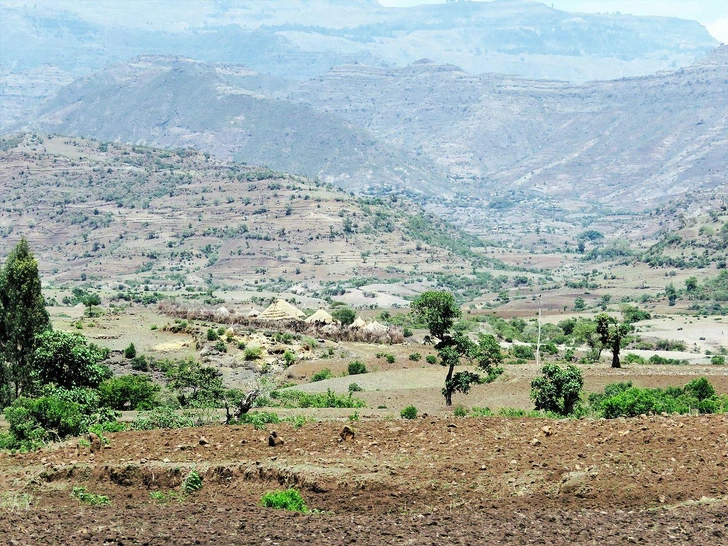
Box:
0;239;51;400
595;314;633;369
412;291;503;406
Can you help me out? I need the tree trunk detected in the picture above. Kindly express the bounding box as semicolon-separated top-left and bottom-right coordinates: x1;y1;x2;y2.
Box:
444;363;455;406
224;389;260;423
611;340;621;369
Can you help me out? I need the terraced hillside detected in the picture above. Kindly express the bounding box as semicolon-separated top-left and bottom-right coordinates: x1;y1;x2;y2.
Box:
0;134;504;299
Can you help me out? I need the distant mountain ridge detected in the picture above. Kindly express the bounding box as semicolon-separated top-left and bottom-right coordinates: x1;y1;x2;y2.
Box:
0;0;719;129
24;49;728;219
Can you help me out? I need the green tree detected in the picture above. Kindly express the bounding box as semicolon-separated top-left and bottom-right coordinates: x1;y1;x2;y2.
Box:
411;291;502;406
530;363;583;416
0;239;52;401
595;314;634;369
685;276;698;293
331;308;356;326
572;318;602;361
573;297;586;311
166;358;224;408
32;331;109;390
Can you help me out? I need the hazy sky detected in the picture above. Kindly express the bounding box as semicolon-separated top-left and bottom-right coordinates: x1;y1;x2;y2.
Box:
378;0;728;43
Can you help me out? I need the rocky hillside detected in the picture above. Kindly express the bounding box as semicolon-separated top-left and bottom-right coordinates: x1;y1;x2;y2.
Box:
22;50;727;234
0;134;504;300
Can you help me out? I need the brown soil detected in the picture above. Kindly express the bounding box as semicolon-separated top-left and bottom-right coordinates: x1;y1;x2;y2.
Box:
1;414;726;545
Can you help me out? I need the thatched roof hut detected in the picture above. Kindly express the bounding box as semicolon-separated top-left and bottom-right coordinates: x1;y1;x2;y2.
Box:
305;308;335;325
247;308;260;317
350;317;367;329
258;299;305;321
362;320;387;334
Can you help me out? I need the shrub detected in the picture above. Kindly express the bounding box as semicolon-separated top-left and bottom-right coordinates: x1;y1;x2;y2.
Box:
310;368;333;382
214;340;227;353
244;346;262;360
181;470;203;495
596;377;723;418
3;396;85;450
400;405;418;419
98;375;161;410
711;355;726;365
130;355;150;372
530;363;583;416
206;328;218;341
623;353;646;365
453;406;467;417
72;486;110;506
385;354;396;364
425;355;437;364
648;354;688;365
232;411;280;430
283;350;296;367
512;344;535;360
331;308;356;326
469;406;493;417
347;361;367;375
408;353;421;361
260;489;308;512
131;407;194;430
270;389;365;409
348;383;363;393
124;343;137;359
403;328;413;338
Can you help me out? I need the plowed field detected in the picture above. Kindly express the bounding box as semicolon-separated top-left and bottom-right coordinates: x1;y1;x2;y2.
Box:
1;414;727;545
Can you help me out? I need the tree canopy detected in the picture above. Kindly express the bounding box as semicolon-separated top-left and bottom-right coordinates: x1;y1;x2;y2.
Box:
0;239;51;403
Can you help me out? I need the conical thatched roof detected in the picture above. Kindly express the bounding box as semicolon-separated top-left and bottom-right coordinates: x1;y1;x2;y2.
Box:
350;317;367;329
362;320;387;334
248;308;260;317
258;299;304;321
215;306;230;318
305;308;335;325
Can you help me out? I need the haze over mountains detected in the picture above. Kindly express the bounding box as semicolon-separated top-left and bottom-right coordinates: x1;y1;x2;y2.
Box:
0;0;720;128
20;47;728;221
1;0;726;240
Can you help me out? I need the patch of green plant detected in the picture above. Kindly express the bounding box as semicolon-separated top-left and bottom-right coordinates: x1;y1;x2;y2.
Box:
425;355;437;364
453;406;467;417
711;355;726;365
149;490;183;503
348;383;363;393
283;350;296;367
647;354;689;365
347;361;367;375
181;470;203;495
591;377;727;418
72;486;110;506
131;407;195;430
231;411;280;430
286;415;308;429
98;375;161;410
408;353;421;361
310;368;333;382
400;405;418;419
469;406;494;417
270;389;365;409
512;344;535;360
385;354;396;364
244;346;263;360
123;342;137;359
260;489;308;512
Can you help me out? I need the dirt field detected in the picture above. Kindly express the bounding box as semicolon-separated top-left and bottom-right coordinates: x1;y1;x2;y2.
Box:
1;414;726;545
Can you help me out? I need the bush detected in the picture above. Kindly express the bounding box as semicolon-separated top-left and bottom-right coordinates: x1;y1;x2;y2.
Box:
72;486;110;506
624;353;646;364
310;368;333;382
130;355;150;372
347;361;367;375
181;470;203;495
283;350;296;367
232;411;280;430
453;406;467;417
469;406;494;417
408;353;421;361
260;489;308;512
131;407;194;430
331;308;356;326
98;375;161;410
348;383;363;393
530;363;583;416
270;389;365;409
648;354;688;365
124;343;137;359
244;346;263;360
711;355;726;365
206;328;219;342
595;377;723;418
400;405;418;419
403;328;413;338
512;344;535;360
385;354;396;364
425;355;437;364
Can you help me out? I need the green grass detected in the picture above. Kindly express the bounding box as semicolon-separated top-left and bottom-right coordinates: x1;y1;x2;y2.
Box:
260;489;308;512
